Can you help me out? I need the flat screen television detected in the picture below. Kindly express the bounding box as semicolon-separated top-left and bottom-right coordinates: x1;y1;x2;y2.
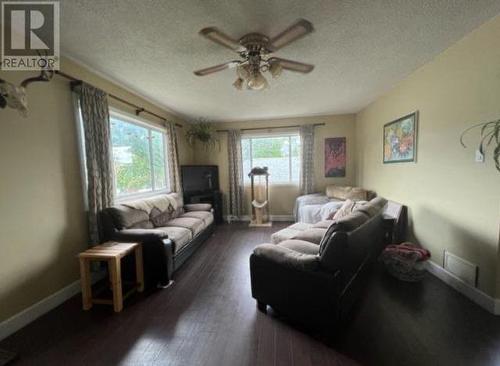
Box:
181;165;219;194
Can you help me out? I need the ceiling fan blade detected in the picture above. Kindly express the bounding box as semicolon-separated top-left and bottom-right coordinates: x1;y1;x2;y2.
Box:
193;61;240;76
268;57;314;73
269;19;314;51
199;27;246;52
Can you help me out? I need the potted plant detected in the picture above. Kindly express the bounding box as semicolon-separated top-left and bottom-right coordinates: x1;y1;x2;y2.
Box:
460;118;500;172
186;119;220;151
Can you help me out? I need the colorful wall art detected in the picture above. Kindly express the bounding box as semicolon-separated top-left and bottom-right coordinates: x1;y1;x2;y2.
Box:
325;137;346;177
383;112;418;163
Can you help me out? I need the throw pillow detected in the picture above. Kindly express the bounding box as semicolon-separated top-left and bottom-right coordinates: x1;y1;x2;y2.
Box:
150;204;176;227
347;187;368;201
332;199;356;220
326;209;339;220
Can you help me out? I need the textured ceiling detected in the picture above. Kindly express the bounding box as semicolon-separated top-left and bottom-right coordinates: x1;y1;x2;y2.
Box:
60;0;500;122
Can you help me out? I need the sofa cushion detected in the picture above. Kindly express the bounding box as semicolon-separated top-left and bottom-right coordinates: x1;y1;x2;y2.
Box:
165;192;184;219
318;211;370;253
326;185;369;201
289;222;314;231
278;239;320;255
253;243;319;271
155;226;192;253
108;206;152;230
318;231;348;272
185;203;212;212
270;222;313;244
347;187;369;201
354;197;388;217
326;185;349;200
292;228;327;244
312;220;334;229
181;211;214;227
335;211;371;232
116;228;169;239
165;217;204;237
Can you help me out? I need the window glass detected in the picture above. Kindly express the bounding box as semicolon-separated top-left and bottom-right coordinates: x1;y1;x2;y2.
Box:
110;115;169;198
242;134;300;184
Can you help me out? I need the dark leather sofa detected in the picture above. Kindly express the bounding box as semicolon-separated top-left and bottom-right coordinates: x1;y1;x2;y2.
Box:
250;197;389;332
100;193;214;287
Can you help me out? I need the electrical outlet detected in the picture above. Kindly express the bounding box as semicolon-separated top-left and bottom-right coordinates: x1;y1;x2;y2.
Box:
475;149;485;163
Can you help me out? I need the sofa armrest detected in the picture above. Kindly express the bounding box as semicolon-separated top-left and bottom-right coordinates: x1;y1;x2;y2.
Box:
184;203;212;212
253;243;319;272
112;228;168;242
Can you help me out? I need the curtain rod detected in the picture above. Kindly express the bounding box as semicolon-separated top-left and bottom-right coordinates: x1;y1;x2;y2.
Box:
55;70;182;128
216;122;325;133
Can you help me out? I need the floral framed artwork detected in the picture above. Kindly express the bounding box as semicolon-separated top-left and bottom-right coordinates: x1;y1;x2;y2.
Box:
383;112;418;164
325;137;346;177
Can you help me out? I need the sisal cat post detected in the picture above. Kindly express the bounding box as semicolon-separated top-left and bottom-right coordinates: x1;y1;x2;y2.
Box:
248;167;271;227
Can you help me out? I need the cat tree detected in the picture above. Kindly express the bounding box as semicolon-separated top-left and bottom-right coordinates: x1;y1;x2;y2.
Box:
248;167;271;227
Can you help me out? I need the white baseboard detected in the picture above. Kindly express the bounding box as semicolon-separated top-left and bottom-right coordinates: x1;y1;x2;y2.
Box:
426;261;500;315
225;215;294;222
0;271;106;341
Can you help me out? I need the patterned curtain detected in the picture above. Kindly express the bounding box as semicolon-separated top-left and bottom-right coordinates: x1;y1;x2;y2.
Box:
166;121;181;193
75;83;113;244
227;129;244;220
299;124;315;195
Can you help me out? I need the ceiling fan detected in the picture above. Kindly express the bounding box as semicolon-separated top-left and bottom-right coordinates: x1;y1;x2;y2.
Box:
194;19;315;90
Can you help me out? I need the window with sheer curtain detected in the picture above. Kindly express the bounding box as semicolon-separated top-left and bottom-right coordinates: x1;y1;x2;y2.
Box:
241;133;301;184
110;113;169;198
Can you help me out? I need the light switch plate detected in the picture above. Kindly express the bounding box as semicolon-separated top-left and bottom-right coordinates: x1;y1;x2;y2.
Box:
475;149;485;163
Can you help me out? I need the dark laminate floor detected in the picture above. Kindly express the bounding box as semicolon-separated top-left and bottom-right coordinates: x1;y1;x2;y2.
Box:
2;223;500;366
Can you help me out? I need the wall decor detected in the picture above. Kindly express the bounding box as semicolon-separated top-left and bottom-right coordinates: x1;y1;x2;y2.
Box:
325;137;346;177
383;112;418;163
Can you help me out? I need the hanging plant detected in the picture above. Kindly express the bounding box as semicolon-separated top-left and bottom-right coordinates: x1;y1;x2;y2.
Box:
460;119;500;172
186;119;220;151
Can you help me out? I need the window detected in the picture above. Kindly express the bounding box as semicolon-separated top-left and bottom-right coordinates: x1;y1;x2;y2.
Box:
110;114;169;198
242;133;301;184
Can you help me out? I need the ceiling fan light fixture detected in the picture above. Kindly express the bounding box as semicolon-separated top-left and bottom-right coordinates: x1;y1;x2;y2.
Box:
194;19;315;90
247;71;268;90
233;77;244;90
237;64;251;81
269;62;282;79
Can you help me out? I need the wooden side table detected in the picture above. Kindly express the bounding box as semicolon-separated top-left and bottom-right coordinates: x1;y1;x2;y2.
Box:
78;242;144;312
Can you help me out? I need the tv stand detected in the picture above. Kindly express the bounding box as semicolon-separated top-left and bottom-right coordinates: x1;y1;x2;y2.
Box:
184;191;223;224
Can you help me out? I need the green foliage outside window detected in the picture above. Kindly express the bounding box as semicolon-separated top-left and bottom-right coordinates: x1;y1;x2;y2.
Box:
111;117;167;196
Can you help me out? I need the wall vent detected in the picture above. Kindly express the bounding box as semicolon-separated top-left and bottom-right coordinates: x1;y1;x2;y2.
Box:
443;251;478;287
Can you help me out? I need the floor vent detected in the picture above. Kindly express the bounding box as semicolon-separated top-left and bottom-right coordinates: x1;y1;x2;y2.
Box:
443;251;478;287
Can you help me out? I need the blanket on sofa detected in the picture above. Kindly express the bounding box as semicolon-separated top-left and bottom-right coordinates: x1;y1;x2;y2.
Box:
123;194;179;214
293;193;331;222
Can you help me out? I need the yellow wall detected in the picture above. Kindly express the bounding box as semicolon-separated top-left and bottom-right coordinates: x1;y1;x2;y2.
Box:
0;57;193;322
194;114;356;217
2;14;500;326
355;15;500;297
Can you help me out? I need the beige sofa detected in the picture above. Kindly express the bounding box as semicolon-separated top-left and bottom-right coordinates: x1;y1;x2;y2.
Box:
101;193;215;287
